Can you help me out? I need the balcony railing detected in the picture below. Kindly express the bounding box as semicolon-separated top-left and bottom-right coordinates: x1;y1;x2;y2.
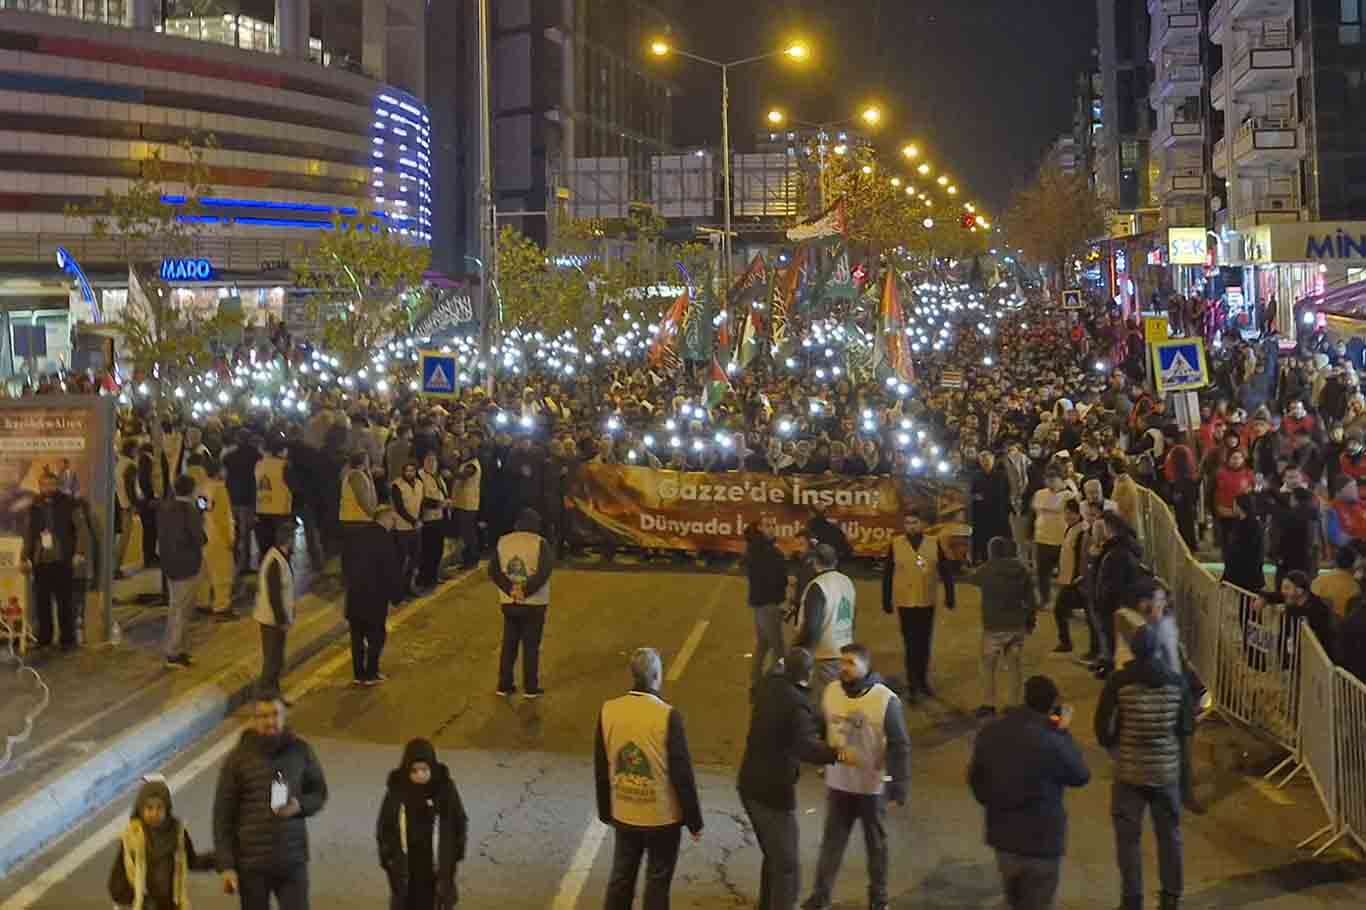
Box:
1209;0;1228;39
1231;28;1294;87
1150;0;1201;47
1233;116;1299;160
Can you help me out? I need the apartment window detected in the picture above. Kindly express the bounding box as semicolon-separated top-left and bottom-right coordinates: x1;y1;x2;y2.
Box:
1344;0;1362;45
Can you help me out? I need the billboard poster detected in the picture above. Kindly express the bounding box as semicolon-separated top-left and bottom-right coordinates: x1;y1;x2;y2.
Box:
567;465;970;558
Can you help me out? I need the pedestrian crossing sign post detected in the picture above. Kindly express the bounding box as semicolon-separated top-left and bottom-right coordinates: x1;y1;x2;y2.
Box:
419;351;459;398
1062;288;1083;310
1151;338;1209;394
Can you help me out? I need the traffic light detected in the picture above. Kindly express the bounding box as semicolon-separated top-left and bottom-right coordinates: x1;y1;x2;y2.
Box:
960;212;977;229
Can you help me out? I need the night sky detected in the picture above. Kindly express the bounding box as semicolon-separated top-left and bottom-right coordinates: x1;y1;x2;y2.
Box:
663;0;1098;215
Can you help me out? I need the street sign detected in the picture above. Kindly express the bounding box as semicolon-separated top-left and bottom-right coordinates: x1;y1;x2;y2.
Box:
419;351;458;398
1143;315;1170;344
1062;288;1083;310
1151;338;1209;394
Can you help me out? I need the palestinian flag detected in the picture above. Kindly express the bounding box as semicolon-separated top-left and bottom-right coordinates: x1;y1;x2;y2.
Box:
736;304;765;368
785;198;847;244
648;289;689;372
875;270;913;384
703;355;731;412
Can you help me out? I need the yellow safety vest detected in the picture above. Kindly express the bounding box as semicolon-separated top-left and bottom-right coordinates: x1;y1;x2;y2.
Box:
890;534;939;608
255;457;292;516
339;469;374;523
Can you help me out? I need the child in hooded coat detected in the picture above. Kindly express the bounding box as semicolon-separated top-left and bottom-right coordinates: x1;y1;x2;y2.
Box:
377;738;469;910
108;777;215;910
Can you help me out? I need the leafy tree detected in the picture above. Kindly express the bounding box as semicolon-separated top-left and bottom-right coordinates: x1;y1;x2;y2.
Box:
1006;164;1109;291
294;211;430;372
498;214;713;337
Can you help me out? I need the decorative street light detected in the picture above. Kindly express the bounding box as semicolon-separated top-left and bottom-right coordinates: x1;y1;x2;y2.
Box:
650;38;810;289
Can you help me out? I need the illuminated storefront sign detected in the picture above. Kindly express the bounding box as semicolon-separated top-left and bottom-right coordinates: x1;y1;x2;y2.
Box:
1167;227;1208;265
160;257;216;281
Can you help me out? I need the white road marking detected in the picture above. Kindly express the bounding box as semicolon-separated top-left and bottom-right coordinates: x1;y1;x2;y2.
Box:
0;567;482;910
665;577;730;682
667;620;711;682
551;818;609;910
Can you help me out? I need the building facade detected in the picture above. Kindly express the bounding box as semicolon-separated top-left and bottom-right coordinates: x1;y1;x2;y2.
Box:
0;1;428;377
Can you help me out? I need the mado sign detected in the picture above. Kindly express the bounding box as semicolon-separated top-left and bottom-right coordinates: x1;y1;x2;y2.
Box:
159;257;215;282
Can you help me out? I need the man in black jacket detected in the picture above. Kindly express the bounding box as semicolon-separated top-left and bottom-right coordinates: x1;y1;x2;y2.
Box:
213;695;328;910
745;516;789;692
159;474;207;669
23;470;86;650
969;675;1090;910
1091;512;1144;677
342;507;404;686
223;431;262;574
738;648;843;910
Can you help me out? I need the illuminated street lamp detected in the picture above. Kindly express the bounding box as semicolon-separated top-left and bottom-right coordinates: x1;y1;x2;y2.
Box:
901;143;919;159
649;37;811;287
861;164;873;175
890;177;902;187
947;185;958;195
861;105;883;126
766;108;785;125
917;162;931;175
937;174;949;186
923;217;935;228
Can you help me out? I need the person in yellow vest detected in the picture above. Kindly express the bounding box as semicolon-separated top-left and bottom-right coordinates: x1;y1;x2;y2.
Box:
881;507;958;704
390;461;424;598
794;543;857;707
416;452;452;589
253;439;293;563
595;647;703;909
450;441;482;570
338;451;378;557
114;439;139;580
196;461;237;621
489;508;554;697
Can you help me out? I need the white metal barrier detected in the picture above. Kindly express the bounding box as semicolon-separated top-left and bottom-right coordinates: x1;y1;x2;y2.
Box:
1335;668;1366;856
1279;625;1342;855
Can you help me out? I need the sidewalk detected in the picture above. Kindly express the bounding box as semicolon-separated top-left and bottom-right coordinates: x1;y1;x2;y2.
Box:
0;550;349;877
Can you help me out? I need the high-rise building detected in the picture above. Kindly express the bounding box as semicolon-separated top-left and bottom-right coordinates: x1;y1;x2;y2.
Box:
1149;0;1206;230
1071;69;1105;190
426;0;679;272
1095;0;1157;220
0;1;428;376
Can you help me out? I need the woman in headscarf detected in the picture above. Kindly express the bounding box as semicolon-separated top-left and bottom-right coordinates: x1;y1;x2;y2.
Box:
377;739;469;910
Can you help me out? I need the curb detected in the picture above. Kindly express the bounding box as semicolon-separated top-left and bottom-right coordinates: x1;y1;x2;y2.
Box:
0;597;350;879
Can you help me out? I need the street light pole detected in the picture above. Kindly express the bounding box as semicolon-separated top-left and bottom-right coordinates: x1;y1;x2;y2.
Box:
720;62;732;292
476;0;495;394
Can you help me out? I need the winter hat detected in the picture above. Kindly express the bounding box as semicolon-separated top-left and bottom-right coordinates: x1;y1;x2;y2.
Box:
1024;675;1059;715
132;776;172;820
402;738;438;771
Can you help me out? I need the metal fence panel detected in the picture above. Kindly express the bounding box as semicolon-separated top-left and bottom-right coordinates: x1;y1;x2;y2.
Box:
1292;625;1339;852
1215;583;1301;753
1335;669;1366;856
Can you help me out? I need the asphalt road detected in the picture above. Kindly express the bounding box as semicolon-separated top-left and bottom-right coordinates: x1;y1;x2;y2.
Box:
3;563;1364;909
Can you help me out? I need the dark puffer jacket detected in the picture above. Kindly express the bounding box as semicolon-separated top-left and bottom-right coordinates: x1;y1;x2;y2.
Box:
1094;655;1194;788
212;730;329;873
1091;532;1143;614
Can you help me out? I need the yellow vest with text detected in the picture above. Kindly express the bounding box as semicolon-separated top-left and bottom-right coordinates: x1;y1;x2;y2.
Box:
891;534;939;608
339;468;374;523
600;692;682;827
255;457;292;516
450;459;481;511
253;546;295;626
392;477;423;532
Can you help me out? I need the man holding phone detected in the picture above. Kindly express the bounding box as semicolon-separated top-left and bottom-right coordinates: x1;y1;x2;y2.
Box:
213;695;328;910
968;675;1091;910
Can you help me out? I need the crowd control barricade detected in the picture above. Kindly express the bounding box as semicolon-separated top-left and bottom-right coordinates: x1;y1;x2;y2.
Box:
1215;583;1301;756
1278;625;1343;855
1335;668;1366;856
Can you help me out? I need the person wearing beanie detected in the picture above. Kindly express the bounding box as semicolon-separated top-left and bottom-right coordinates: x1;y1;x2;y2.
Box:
1094;624;1194;910
377;738;468;910
737;647;845;910
968;675;1090;910
489;507;554;697
109;777;215;910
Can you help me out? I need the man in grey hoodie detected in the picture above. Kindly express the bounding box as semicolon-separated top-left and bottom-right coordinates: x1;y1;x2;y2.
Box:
959;537;1038;718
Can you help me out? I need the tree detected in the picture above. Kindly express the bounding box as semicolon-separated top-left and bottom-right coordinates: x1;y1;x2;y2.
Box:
294;211;430;372
497;213;713;337
1006;164;1109;292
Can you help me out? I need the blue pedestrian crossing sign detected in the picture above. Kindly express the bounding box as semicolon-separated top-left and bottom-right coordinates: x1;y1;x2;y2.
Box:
419;351;458;398
1151;338;1209;394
